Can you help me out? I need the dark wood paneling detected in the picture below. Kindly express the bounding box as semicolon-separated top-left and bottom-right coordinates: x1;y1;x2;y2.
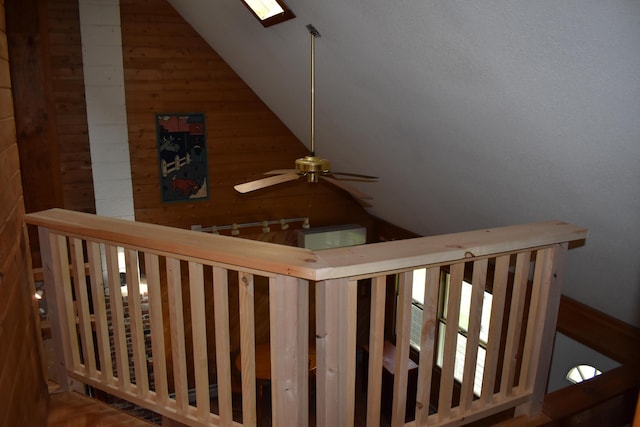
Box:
120;0;372;231
46;0;94;214
6;0;63;214
542;364;639;426
543;296;640;425
7;0;96;267
557;296;640;364
370;215;421;242
0;2;48;425
118;0;376;384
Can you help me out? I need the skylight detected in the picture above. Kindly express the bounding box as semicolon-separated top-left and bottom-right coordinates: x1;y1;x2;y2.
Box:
244;0;282;20
241;0;295;27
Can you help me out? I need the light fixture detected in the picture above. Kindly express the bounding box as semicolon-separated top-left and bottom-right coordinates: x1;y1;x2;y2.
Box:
241;0;295;27
191;217;309;235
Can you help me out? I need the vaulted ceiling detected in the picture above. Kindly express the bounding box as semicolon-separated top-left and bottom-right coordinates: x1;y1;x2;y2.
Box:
168;0;640;327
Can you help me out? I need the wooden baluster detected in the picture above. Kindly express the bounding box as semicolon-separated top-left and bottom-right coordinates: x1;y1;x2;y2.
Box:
105;245;130;389
69;238;94;377
438;262;464;419
415;267;440;424
460;259;488;410
391;271;412;427
212;266;233;426
500;251;531;397
238;271;257;426
125;249;148;398
145;253;169;407
480;254;510;405
87;241;113;385
188;261;210;422
166;257;188;412
366;275;386;427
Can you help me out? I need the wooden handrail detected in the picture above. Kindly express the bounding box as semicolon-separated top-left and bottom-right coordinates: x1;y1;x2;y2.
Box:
26;208;588;427
25;209;587;281
26;208;322;280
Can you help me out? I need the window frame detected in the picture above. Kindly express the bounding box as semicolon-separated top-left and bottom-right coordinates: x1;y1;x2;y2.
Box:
404;268;493;397
240;0;295;27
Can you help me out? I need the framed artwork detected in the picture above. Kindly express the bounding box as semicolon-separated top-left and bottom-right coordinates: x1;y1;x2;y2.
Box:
156;113;209;203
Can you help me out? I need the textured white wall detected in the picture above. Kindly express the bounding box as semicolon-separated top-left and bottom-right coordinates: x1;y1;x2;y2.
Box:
170;0;640;330
71;0;638;394
79;0;134;221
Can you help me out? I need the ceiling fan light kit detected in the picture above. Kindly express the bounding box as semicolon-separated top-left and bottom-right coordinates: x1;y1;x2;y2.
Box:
234;24;377;200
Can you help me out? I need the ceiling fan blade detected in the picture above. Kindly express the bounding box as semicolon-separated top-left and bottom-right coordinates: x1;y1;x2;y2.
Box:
234;173;300;193
320;176;373;200
265;169;297;175
331;171;379;180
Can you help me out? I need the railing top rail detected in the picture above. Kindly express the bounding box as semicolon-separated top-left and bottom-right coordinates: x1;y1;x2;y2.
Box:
26;208;324;281
313;220;587;280
25;209;587;281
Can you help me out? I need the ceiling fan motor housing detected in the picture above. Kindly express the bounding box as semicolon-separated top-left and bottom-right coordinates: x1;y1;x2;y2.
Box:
295;155;330;182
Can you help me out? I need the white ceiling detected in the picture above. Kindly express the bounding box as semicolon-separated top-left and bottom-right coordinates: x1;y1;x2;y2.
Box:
168;0;640;327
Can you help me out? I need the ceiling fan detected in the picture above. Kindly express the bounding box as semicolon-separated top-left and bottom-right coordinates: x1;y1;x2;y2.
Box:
234;24;378;203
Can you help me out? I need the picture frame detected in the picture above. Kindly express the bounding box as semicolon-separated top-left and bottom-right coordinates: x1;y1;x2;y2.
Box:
155;113;209;203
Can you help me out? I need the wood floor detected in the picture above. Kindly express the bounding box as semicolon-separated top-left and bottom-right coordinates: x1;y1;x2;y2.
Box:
47;391;156;427
45;384;511;427
44;381;379;427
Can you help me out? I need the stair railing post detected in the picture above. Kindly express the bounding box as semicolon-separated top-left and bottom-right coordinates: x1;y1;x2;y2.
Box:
315;278;358;427
269;274;310;427
516;242;568;416
37;226;82;392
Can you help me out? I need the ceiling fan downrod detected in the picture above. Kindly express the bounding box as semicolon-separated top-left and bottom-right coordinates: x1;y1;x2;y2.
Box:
307;24;319;156
233;25;376;198
296;24;330;182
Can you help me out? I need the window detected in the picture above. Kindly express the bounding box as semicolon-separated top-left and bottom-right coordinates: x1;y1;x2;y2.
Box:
240;0;295;27
566;364;602;384
409;269;492;396
298;224;366;250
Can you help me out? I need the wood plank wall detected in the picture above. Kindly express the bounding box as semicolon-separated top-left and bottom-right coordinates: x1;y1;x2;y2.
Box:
118;0;376;384
0;0;49;425
46;0;95;214
9;0;374;262
120;0;372;231
7;0;95;268
3;0;410;406
4;0;380;401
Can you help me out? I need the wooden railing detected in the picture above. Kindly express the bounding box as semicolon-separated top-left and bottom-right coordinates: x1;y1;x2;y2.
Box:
26;209;587;427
